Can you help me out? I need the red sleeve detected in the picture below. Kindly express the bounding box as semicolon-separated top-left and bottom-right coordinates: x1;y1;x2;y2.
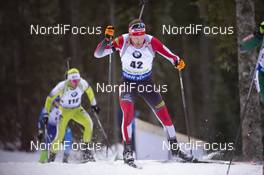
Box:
112;35;124;50
151;37;179;64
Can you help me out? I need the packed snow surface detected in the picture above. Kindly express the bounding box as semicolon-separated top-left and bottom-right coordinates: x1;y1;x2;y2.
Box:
0;150;262;175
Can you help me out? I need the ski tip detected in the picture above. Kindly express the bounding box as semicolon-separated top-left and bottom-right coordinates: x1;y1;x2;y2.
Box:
125;162;142;169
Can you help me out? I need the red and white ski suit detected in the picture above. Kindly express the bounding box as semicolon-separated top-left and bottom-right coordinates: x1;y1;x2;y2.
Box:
94;34;181;143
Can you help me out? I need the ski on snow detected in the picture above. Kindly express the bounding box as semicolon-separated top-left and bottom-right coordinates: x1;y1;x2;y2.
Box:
155;159;233;165
125;161;143;169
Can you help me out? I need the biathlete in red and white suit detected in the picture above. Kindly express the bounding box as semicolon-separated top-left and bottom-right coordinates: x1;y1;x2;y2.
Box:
94;19;197;165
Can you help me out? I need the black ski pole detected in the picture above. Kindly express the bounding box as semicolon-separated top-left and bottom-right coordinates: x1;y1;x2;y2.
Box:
105;0;116;158
64;57;71;79
93;112;111;145
178;70;192;155
40;118;51;145
139;0;147;20
106;36;113;157
66;57;71;70
92;111;113;155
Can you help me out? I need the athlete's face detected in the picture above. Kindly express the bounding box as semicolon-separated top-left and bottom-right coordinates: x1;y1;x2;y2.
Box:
69;79;80;89
130;35;145;48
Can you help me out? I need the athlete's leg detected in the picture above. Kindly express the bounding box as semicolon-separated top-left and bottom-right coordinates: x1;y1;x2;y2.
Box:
139;79;176;139
119;81;136;164
63;127;72;155
39;124;56;163
47;124;57;142
62;127;72;163
50;108;73;154
72;107;93;143
258;71;264;103
139;79;196;162
72;107;94;162
120;89;135;143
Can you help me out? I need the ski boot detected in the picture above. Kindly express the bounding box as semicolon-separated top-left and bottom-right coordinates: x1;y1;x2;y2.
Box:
62;153;69;163
123;142;134;165
48;152;56;162
169;138;198;162
82;143;95;163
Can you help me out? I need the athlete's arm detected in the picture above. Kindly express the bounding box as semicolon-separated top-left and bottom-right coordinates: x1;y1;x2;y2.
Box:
38;108;46;130
94;35;124;58
44;81;64;113
81;79;97;106
151;37;180;65
85;86;97;106
82;79;101;114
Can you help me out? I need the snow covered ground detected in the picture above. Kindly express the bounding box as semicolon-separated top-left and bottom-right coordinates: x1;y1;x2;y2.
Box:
0;150;262;175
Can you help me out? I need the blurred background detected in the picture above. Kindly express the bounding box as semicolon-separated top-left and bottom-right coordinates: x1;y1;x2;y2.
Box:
0;0;263;161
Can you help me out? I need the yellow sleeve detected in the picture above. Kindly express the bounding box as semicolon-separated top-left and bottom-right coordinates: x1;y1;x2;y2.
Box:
85;86;97;106
44;81;65;113
44;93;60;113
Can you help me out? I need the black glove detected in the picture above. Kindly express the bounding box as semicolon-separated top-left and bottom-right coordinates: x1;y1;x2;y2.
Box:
91;105;100;114
38;130;44;142
43;113;49;125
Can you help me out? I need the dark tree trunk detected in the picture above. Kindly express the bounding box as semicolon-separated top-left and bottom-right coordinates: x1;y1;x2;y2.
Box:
236;0;262;160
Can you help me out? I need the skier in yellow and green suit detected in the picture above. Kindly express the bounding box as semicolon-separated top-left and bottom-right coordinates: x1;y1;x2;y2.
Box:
44;68;100;163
